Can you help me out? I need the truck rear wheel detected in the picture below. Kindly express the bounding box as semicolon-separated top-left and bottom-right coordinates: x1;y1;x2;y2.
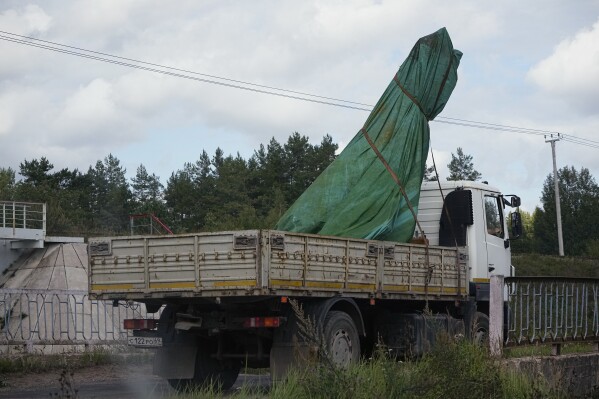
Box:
473;312;489;346
323;311;360;368
168;343;240;391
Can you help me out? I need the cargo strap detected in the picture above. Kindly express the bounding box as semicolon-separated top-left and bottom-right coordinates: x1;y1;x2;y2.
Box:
393;54;454;121
360;128;426;240
393;76;428;120
360;127;432;305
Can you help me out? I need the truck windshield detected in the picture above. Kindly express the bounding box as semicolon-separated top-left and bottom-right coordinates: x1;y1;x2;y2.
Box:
484;195;504;238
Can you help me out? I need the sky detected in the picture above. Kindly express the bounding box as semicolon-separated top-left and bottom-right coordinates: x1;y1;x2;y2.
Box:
1;0;598;212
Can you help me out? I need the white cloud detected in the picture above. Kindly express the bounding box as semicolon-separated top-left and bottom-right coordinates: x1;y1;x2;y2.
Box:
0;0;598;214
528;18;599;113
0;4;51;35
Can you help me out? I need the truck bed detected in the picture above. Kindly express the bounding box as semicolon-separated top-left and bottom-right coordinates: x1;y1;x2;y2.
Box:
88;230;468;301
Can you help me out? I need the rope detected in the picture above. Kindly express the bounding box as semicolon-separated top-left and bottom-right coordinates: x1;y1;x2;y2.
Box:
430;147;464;300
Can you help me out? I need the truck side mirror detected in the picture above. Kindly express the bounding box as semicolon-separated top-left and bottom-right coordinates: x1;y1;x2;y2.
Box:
510;196;521;207
510;212;523;239
502;195;521;208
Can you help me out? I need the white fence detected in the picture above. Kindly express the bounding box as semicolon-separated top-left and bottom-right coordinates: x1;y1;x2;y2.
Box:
0;288;158;352
490;276;599;355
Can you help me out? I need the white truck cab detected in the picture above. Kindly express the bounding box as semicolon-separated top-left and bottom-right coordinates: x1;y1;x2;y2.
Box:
418;180;521;282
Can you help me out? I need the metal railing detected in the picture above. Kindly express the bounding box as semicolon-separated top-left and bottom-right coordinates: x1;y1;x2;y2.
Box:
0;288;160;350
504;277;599;346
0;201;46;237
0;201;46;230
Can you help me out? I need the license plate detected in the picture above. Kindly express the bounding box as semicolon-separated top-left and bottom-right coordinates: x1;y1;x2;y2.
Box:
128;336;163;347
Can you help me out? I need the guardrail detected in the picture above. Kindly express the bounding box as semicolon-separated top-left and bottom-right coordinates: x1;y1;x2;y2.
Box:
0;288;160;352
0;201;46;231
489;276;599;355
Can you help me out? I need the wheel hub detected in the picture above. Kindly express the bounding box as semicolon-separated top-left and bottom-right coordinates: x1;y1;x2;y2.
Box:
330;328;353;367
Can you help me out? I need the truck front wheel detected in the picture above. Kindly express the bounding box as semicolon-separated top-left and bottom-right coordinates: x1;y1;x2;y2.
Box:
323;311;360;368
168;343;240;391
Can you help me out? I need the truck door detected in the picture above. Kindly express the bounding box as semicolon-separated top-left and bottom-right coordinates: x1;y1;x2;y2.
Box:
483;194;510;277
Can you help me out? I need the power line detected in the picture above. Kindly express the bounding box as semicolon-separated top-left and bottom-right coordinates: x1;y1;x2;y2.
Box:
1;30;597;150
562;137;599;149
0;33;372;112
0;30;372;108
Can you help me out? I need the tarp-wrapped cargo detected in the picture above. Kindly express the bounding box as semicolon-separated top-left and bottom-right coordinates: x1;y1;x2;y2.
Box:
276;27;462;242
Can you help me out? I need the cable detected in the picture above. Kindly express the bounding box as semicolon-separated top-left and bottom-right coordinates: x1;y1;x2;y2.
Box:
562;137;599;149
562;134;599;146
1;30;597;151
0;30;373;108
0;33;373;111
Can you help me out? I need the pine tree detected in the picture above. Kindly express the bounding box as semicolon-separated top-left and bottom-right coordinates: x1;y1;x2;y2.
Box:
131;164;164;214
446;147;481;181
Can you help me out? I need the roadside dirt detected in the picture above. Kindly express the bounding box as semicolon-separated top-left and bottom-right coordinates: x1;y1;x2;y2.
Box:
0;362;162;396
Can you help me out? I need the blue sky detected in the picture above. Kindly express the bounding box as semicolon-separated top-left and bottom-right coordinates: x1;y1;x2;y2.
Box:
1;0;599;212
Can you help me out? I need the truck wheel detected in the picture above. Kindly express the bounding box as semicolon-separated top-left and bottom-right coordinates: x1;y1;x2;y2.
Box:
473;312;489;346
168;344;240;391
323;311;360;368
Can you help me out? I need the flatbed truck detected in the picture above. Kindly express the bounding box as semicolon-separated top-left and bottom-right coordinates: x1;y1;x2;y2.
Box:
88;180;521;389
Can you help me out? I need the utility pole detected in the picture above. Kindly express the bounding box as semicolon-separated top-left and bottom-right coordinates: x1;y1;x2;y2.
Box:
545;134;564;256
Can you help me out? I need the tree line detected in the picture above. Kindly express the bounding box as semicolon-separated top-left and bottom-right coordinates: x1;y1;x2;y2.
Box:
0;133;336;236
1;138;598;257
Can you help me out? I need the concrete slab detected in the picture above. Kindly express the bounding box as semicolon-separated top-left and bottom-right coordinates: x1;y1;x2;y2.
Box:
47;265;68;290
1;243;90;290
38;246;59;268
73;244;89;271
23;267;52;289
62;244;84;268
1;269;35;289
17;248;45;270
65;266;88;290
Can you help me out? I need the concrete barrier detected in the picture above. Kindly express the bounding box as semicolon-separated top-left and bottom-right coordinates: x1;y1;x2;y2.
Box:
505;353;599;398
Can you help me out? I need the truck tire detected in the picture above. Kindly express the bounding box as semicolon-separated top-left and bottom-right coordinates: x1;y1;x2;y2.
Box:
168;343;240;391
323;311;360;368
473;312;489;346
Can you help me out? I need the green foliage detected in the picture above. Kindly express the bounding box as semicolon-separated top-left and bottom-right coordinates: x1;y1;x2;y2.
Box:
509;210;535;253
446;147;481;181
0;133;336;237
268;340;557;399
533;166;599;256
164;133;337;233
512;253;599;277
0;167;16;199
19;157;54;186
131;164;165;214
423;164;438;181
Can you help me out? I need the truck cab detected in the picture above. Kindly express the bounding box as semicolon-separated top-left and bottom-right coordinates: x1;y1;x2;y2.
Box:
418;180;521;282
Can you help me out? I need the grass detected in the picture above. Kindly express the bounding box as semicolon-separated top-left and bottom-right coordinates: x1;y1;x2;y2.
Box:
161;339;562;399
504;341;598;358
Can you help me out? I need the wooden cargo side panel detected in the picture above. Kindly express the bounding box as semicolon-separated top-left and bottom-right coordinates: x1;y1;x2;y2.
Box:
90;238;147;291
90;231;261;295
382;244;467;296
197;232;258;289
89;230;467;299
147;236;196;290
268;232;376;292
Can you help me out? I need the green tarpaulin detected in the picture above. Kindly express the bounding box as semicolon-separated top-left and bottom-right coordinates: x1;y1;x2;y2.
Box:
276;28;462;242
